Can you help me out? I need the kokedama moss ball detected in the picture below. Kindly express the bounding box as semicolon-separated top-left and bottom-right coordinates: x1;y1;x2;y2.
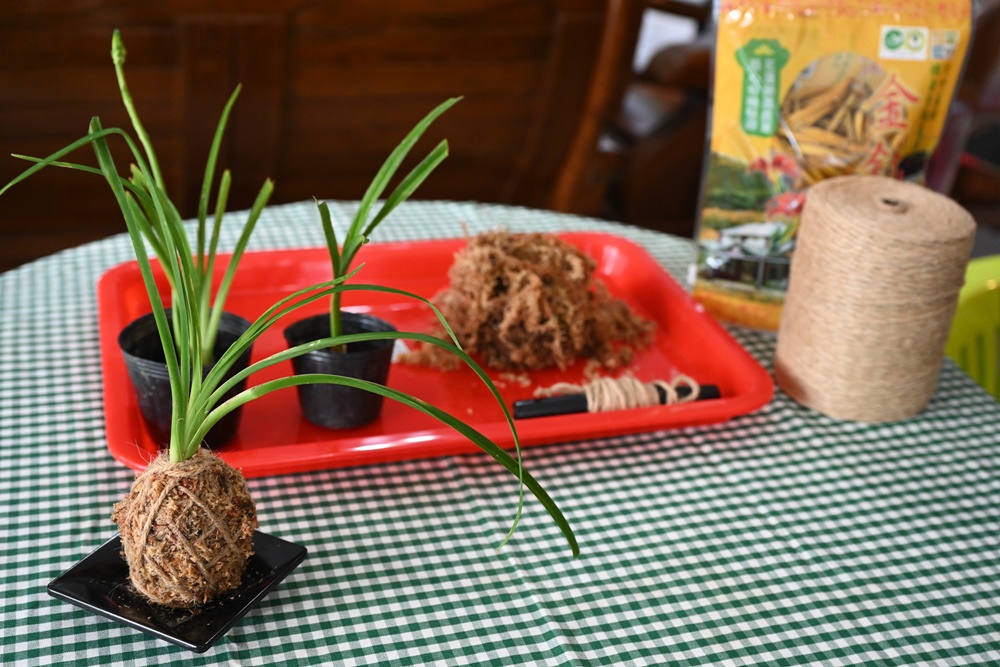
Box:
111;448;257;608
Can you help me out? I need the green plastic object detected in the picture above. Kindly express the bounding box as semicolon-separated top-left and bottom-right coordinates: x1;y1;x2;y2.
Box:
945;255;1000;400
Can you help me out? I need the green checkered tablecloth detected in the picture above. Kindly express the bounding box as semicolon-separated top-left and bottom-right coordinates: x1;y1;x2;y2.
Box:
2;200;998;665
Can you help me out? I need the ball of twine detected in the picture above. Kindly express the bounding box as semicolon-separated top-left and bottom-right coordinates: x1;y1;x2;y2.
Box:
537;375;700;411
774;175;975;422
111;448;257;608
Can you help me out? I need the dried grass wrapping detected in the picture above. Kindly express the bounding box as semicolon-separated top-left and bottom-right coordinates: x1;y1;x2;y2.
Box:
111;448;257;609
409;230;654;371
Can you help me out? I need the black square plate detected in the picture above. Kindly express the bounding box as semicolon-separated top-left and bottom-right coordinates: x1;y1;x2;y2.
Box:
47;531;307;653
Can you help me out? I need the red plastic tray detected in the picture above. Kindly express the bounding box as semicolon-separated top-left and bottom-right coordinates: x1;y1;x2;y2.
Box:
97;232;774;478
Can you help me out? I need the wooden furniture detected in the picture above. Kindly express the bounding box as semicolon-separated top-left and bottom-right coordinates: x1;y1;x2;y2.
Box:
940;0;1000;202
0;0;645;272
548;0;645;215
551;0;712;237
604;33;711;238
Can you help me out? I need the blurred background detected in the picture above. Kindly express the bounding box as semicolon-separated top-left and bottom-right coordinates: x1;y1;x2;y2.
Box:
0;0;998;273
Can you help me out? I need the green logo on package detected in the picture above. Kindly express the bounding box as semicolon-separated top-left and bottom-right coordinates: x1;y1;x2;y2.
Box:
884;28;905;50
736;39;790;137
905;29;925;51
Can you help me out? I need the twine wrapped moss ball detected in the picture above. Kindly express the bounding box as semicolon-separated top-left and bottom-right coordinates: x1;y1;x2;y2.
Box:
111;448;257;608
774;175;975;422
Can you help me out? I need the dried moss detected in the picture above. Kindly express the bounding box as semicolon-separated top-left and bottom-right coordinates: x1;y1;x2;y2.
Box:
406;230;654;371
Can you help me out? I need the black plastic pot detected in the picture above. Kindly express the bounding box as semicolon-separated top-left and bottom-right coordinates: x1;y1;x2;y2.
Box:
118;310;253;448
283;312;396;429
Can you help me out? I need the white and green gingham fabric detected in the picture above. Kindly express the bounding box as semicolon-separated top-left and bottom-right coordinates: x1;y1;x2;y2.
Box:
1;201;998;665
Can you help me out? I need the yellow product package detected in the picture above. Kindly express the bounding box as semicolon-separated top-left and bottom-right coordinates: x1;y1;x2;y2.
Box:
693;0;972;330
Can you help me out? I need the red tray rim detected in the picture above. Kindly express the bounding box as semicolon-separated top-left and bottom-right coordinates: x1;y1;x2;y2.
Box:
97;232;775;478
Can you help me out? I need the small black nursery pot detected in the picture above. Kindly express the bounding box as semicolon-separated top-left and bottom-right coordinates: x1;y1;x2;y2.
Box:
119;310;253;448
283;312;396;429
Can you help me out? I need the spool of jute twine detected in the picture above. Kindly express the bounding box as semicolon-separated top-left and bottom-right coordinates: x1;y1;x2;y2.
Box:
774;175;975;422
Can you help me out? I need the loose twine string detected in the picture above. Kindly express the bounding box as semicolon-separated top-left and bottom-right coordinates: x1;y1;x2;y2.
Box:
774;175;975;422
537;375;700;412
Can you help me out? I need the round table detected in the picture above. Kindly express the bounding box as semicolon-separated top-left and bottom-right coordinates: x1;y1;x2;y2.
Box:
1;201;998;665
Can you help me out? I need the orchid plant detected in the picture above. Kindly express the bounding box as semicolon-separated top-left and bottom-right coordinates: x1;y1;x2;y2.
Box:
316;97;457;350
8;30;269;365
0;31;578;557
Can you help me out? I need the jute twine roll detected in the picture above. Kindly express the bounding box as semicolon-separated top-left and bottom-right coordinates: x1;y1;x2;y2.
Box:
774;175;975;422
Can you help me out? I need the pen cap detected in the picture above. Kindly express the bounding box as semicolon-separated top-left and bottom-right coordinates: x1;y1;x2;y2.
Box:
774;175;975;422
